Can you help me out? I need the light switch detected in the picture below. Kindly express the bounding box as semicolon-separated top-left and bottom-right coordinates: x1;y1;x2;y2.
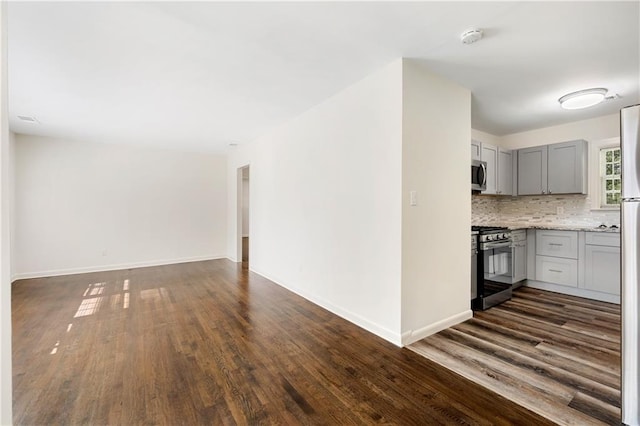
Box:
410;190;417;206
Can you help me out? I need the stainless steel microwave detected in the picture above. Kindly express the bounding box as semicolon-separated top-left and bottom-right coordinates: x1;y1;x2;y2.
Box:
472;159;487;191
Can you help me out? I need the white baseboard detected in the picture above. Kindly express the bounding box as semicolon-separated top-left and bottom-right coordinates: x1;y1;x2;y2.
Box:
525;280;620;304
401;310;473;346
249;266;404;347
11;255;227;281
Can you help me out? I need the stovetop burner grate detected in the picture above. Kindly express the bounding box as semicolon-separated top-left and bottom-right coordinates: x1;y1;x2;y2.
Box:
472;226;509;233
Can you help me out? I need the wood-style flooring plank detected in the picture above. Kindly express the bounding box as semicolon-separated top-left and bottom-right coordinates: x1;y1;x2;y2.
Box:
457;318;621;391
409;287;621;426
12;260;553;425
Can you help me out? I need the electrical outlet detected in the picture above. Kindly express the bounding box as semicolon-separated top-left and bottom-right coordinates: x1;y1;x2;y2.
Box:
556;206;564;215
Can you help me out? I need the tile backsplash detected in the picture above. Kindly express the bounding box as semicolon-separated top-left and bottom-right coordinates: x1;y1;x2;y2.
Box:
472;194;620;228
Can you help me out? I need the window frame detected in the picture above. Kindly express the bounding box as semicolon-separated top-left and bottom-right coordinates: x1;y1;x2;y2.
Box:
599;146;621;208
589;137;621;211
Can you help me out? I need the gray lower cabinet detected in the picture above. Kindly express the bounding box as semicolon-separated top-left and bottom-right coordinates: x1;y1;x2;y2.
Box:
527;229;620;303
584;232;621;295
517;140;587;195
536;256;578;287
511;230;527;283
536;229;578;258
535;230;578;287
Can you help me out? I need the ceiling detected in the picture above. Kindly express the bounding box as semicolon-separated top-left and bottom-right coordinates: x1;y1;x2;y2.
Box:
8;2;640;152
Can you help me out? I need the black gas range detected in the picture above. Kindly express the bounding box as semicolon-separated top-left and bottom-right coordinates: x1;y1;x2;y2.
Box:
472;226;512;243
471;226;513;310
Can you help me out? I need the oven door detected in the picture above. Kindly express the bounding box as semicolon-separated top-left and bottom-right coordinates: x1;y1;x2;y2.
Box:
482;240;513;286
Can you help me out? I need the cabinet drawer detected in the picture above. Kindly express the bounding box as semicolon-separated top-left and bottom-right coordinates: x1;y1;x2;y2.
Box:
535;256;578;287
536;230;578;259
585;232;620;247
511;229;527;243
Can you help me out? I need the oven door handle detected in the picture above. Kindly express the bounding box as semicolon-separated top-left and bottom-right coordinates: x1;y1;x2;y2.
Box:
482;241;512;249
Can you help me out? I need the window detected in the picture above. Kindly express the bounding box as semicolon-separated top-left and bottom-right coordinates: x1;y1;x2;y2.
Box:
600;146;621;207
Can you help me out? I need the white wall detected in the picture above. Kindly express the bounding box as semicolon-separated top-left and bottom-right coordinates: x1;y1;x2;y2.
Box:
8;132;14;279
0;1;11;422
471;128;501;146
400;60;472;344
228;59;404;344
500;113;619;149
14;135;228;278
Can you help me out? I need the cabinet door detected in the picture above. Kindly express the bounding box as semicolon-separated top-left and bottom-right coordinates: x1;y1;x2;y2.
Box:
512;242;527;283
547;140;587;194
584;245;621;295
497;148;513;195
518;146;547;195
471;140;481;161
481;143;497;195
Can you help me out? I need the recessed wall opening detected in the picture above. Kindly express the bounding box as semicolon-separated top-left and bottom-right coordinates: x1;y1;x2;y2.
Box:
237;166;250;267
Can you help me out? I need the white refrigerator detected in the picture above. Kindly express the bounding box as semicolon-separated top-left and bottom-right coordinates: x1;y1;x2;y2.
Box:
621;103;640;426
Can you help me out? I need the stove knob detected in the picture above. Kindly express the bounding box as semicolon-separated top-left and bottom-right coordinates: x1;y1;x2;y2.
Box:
486;235;492;241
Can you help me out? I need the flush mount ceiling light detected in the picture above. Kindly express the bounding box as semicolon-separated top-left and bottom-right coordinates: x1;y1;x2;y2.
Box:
558;88;608;110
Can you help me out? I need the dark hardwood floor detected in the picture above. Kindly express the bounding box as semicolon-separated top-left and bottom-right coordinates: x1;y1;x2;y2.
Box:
410;287;621;425
12;259;552;425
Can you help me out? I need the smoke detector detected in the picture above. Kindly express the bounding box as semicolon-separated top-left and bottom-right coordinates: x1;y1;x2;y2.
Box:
17;115;39;123
460;28;483;44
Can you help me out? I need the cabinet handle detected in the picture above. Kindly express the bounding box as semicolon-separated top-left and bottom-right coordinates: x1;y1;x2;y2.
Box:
548;190;552;194
549;243;563;246
549;269;563;273
542;190;546;194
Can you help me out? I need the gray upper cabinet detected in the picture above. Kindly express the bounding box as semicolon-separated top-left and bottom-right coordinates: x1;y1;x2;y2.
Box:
497;148;513;196
477;142;513;195
517;140;587;195
547;140;588;194
518;146;548;195
481;143;497;194
471;139;481;161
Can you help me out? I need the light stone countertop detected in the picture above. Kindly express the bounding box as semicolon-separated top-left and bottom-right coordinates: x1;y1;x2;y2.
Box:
472;223;621;233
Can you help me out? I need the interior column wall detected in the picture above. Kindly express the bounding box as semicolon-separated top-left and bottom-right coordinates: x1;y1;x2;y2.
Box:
227;59;404;344
400;59;472;344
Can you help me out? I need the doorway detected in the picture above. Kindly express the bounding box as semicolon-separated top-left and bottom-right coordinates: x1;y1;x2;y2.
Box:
238;166;250;266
